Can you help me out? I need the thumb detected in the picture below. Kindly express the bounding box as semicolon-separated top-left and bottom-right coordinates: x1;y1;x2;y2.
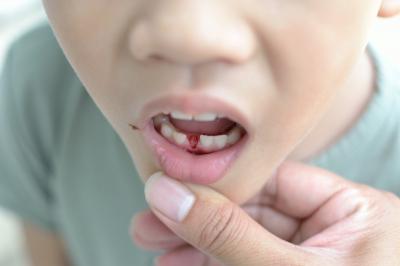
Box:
144;172;322;266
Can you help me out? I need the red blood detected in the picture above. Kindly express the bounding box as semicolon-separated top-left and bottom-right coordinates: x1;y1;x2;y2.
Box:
187;134;200;149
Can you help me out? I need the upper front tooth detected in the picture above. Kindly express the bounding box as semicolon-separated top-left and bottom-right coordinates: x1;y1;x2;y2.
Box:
193;113;218;121
171;111;193;120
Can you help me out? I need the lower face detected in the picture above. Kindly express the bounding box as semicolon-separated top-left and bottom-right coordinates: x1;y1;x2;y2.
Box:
42;0;381;204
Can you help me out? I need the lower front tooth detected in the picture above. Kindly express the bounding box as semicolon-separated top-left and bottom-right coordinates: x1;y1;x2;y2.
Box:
173;131;187;145
200;135;213;148
214;135;228;149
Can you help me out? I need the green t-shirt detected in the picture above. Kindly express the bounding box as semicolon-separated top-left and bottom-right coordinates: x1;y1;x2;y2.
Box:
0;23;399;266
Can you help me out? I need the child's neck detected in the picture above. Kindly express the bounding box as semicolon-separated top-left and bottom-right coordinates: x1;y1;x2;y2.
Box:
289;50;376;162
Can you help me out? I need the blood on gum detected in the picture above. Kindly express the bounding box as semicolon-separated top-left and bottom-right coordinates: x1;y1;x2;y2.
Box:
187;134;200;149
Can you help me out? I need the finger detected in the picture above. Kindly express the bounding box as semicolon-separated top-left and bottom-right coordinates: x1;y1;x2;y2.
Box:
144;172;322;266
131;210;186;250
242;204;300;241
297;188;369;246
155;245;208;266
264;161;353;219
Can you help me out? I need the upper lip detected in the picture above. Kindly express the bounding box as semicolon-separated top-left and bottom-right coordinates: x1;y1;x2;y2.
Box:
137;92;252;134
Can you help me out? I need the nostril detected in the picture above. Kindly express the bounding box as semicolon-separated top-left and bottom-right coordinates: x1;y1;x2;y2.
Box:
149;54;165;62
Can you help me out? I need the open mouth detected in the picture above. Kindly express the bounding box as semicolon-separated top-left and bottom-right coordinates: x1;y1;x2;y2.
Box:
141;109;248;185
153;111;246;155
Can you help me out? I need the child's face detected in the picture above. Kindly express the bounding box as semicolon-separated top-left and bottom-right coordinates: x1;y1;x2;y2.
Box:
42;0;386;203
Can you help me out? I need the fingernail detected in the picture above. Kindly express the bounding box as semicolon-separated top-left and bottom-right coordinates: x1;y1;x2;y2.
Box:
145;172;195;222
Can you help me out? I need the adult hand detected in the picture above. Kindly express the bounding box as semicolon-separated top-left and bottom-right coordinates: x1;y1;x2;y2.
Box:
131;161;400;266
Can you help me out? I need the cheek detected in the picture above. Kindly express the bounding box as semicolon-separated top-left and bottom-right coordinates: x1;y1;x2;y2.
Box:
261;2;378;115
43;1;125;92
245;1;381;167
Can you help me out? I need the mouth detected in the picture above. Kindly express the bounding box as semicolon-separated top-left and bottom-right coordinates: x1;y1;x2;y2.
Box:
139;95;250;184
153;112;246;155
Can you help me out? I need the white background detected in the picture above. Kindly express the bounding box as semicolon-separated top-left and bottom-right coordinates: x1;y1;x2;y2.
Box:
0;1;399;265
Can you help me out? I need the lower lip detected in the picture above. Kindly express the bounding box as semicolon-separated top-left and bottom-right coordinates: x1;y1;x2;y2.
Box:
142;120;248;185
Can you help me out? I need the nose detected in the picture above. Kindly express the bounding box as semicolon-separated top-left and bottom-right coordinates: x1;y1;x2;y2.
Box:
129;1;257;65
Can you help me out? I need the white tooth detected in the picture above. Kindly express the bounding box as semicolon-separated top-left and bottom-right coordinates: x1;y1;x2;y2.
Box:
161;123;173;139
227;126;241;145
193;113;218;122
214;135;228;149
200;135;213;148
173;131;187;145
171;111;193;120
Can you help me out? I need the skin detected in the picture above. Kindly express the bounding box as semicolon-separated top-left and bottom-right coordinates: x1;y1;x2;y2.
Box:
42;0;396;204
135;162;400;265
40;0;400;265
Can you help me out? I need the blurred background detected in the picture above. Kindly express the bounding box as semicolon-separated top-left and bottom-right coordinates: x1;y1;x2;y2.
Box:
0;2;46;266
0;1;399;266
